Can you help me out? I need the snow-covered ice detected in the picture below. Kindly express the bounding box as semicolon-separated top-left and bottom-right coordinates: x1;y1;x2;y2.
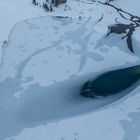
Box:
1;0;140;140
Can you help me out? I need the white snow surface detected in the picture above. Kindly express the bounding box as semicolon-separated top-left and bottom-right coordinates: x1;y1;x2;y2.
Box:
0;0;140;140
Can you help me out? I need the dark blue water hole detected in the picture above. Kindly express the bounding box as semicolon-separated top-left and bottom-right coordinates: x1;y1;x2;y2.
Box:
81;65;140;98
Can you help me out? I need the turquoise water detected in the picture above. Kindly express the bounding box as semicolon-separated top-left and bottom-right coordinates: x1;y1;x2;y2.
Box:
81;65;140;98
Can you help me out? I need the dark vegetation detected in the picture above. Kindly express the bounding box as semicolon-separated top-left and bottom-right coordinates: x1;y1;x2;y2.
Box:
32;0;37;5
32;0;67;12
42;3;49;11
99;0;140;53
107;23;135;52
53;0;67;7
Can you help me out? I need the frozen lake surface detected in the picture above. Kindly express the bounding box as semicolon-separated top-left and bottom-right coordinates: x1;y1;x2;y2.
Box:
1;0;140;139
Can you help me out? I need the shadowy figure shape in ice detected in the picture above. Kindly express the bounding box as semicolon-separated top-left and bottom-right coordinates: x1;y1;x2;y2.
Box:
81;65;140;98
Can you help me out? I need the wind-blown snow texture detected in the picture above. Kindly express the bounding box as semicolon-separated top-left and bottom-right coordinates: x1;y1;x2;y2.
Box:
0;0;140;140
